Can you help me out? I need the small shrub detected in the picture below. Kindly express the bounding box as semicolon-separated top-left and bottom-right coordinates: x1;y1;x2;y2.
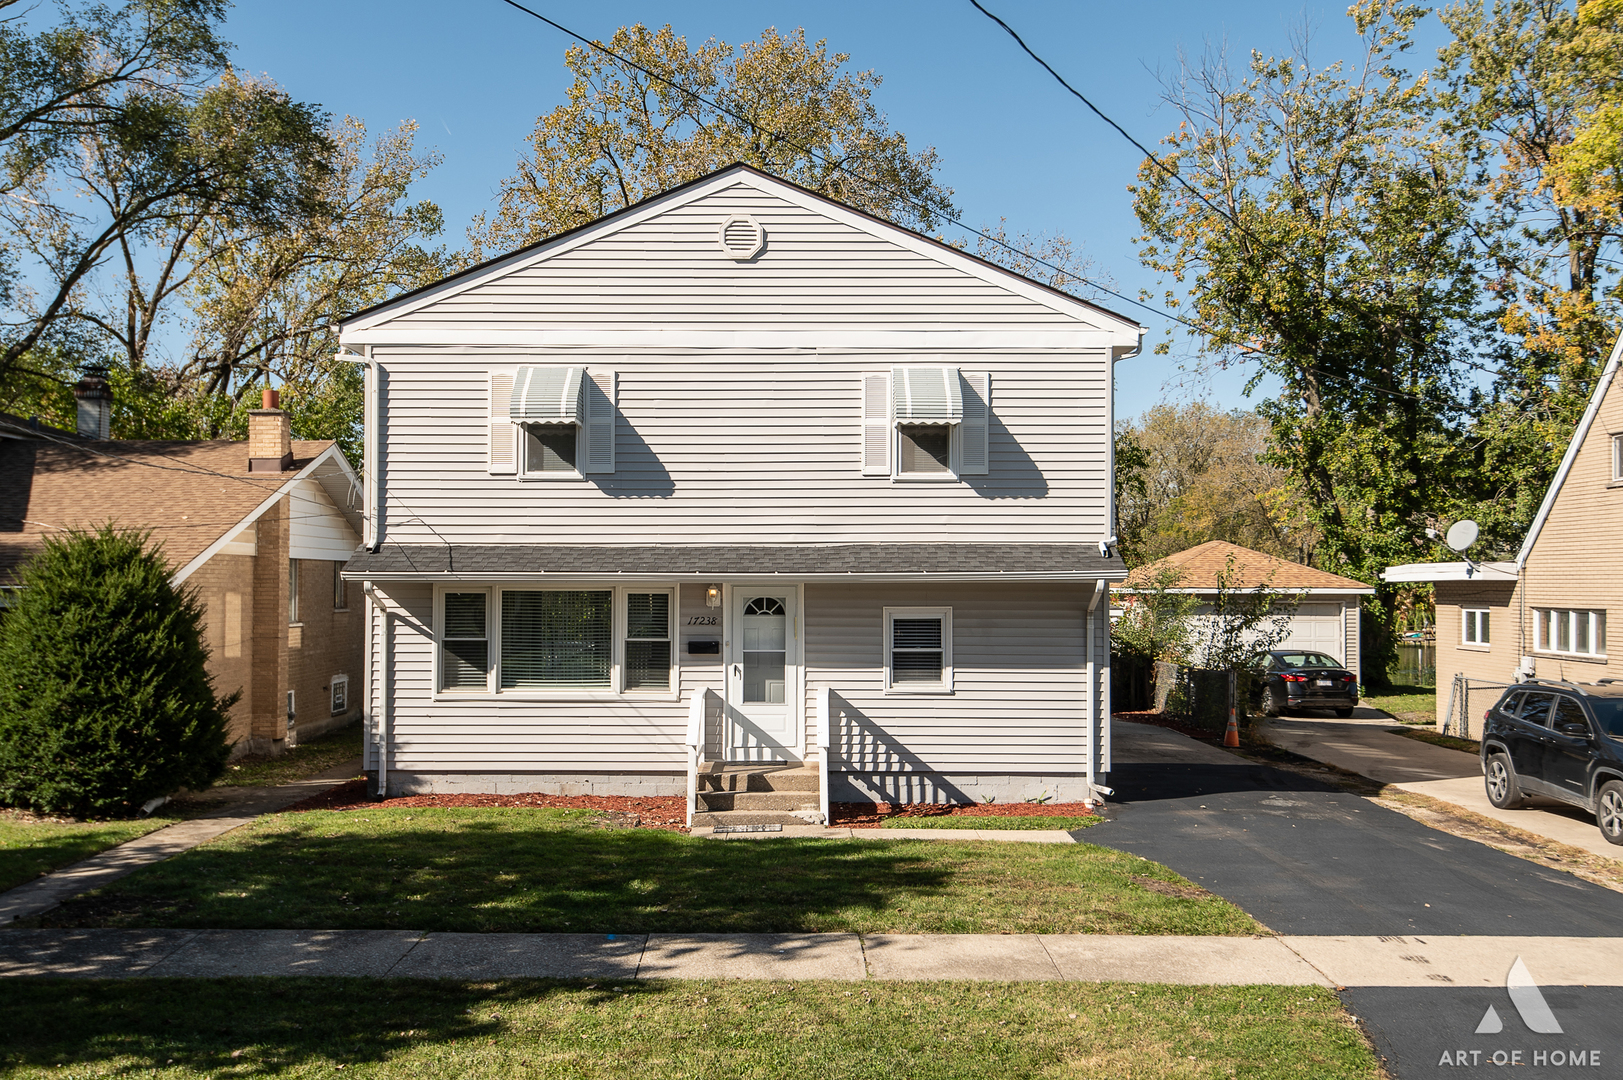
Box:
0;526;236;817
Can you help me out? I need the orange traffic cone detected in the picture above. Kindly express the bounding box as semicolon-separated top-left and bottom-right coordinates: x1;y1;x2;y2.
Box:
1223;705;1240;748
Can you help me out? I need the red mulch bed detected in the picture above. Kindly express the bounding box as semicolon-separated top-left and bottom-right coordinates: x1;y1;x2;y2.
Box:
830;801;1098;828
282;778;689;831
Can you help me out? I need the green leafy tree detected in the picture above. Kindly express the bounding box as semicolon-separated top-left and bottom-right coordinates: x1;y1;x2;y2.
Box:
0;526;235;817
469;23;955;258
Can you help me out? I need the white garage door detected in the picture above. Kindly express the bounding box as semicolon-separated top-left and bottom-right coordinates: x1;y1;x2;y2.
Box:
1278;604;1344;662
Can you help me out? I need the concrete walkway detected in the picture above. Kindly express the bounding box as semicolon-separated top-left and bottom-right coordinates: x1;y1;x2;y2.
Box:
0;759;363;925
7;927;1623;987
1261;715;1623;860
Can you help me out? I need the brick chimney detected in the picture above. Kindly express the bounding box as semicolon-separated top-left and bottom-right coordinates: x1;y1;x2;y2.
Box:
248;388;292;473
73;369;112;440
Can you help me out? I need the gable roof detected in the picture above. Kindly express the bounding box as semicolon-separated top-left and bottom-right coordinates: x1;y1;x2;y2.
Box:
1118;540;1374;594
1514;328;1623;569
0;437;346;584
339;163;1143;340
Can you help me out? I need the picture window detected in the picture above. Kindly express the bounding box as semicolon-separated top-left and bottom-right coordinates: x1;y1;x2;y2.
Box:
500;590;612;689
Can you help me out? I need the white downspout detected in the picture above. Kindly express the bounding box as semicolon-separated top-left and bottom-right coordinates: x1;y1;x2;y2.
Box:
1086;578;1107;806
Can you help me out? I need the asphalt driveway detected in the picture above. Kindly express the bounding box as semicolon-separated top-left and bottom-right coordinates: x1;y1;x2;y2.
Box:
1090;721;1623;1077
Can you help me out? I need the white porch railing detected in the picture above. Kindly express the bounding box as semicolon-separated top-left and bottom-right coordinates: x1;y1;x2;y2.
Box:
815;686;832;826
686;689;707;827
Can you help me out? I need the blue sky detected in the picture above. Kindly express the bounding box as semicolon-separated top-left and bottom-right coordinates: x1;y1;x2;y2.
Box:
226;0;1452;420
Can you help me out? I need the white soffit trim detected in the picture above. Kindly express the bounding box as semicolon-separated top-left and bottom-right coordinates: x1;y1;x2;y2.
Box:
1379;560;1519;583
1516;328;1623;569
338;168;1142;342
342;328;1118;349
171;443;352;585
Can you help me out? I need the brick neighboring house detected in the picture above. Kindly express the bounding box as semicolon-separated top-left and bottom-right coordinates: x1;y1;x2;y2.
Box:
0;383;364;755
1383;330;1623;732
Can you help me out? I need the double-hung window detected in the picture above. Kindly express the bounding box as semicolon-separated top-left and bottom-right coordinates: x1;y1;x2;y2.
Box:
1613;434;1623;482
1462;608;1490;646
1536;608;1606;658
624;592;673;690
441;591;491;691
884;607;953;692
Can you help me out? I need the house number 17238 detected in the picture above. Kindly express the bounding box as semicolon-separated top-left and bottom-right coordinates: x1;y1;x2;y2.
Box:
685;615;718;626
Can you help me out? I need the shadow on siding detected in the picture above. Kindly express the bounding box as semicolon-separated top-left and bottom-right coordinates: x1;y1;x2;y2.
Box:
966;414;1047;500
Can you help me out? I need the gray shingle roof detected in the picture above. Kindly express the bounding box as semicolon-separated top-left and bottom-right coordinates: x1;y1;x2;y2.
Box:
344;543;1123;580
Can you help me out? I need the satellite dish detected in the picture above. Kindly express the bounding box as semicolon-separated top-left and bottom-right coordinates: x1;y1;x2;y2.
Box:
1445;520;1479;553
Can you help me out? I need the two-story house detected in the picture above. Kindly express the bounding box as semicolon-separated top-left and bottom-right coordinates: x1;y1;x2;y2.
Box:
1382;330;1623;732
339;164;1138;824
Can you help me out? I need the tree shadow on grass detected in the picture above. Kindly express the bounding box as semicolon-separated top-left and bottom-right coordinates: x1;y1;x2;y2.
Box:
0;977;651;1077
40;813;959;934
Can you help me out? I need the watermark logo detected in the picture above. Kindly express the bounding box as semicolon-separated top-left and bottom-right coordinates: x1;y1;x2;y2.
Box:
1437;956;1601;1069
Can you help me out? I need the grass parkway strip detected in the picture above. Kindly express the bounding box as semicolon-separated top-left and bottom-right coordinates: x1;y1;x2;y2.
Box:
30;806;1259;936
0;977;1380;1080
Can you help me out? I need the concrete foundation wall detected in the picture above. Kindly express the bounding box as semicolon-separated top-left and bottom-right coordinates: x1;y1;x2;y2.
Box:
828;772;1089;805
383;771;687;798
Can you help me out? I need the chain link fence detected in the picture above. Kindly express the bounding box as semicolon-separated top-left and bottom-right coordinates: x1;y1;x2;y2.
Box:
1441;674;1516;739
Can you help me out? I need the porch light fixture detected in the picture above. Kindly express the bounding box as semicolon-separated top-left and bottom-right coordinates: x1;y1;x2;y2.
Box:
705;585;722;608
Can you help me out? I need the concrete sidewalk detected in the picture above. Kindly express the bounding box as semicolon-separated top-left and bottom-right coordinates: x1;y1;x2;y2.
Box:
0;759;363;925
1261;716;1623;860
6;927;1623;987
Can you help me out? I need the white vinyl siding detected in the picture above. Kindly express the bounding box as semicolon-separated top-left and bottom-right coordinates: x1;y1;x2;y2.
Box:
288;477;362;560
1462;607;1490;645
1536;608;1606;658
370;350;1101;543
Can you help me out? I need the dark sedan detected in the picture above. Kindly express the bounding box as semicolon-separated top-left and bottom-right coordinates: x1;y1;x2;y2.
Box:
1253;650;1359;717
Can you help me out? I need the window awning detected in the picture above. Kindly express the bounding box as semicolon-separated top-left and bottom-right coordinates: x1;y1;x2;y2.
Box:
509;366;583;423
892;367;962;424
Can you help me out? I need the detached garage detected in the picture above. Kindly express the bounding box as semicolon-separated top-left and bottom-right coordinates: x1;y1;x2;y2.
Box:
1115;541;1375;682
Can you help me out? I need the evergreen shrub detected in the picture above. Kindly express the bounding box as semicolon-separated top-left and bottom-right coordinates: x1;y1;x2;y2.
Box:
0;526;236;817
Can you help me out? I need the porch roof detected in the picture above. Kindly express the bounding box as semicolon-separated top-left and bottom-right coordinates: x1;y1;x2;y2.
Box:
342;543;1126;583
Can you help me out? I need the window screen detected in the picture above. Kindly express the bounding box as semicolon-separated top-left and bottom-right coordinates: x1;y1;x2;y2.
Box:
897;424;951;475
501;590;612;689
441;592;489;691
625;592;671;690
525;424;578;473
892;617;944;683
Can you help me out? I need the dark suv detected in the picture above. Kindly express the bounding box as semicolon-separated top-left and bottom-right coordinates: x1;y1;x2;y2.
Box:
1479;679;1623;845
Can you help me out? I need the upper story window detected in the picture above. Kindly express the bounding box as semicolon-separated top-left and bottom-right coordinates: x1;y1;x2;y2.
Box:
1536;608;1606;658
862;368;990;481
487;367;616;478
288;558;300;624
1462;607;1489;646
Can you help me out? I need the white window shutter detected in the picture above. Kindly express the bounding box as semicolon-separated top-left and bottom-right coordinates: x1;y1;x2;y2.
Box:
488;371;517;475
861;372;892;476
582;369;616;474
959;372;990;475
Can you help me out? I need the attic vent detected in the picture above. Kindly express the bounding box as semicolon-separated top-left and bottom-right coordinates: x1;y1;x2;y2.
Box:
718;215;765;260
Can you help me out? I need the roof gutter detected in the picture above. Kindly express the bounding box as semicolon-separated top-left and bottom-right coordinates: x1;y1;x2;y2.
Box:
342;569;1132;584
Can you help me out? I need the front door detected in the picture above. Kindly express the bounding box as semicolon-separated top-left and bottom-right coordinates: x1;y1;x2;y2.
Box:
726;590;799;761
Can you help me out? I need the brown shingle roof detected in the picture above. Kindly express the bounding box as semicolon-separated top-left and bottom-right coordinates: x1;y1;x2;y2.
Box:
0;437;334;582
1119;540;1371;592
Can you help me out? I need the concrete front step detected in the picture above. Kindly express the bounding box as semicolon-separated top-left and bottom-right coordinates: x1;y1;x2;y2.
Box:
699;766;820;792
697;790;820;813
691;809;826;828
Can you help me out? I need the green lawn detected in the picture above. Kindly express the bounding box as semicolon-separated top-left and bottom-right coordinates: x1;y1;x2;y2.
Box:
0;813;173;893
38;806;1259;936
882;814;1102;830
1363;683;1436;726
216;720;363;787
0;978;1380;1080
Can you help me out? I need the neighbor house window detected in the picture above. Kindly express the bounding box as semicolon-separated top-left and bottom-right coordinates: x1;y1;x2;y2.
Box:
624;591;672;690
1462;608;1490;645
500;590;613;689
884;607;953;692
330;674;349;715
288;558;300;623
440;591;490;691
333;562;348;611
1614;434;1623;482
1536;608;1606;657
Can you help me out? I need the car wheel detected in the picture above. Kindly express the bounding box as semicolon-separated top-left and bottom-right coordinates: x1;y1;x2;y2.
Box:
1334;707;1354;718
1484;753;1525;810
1261;685;1282;718
1596;781;1623;846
